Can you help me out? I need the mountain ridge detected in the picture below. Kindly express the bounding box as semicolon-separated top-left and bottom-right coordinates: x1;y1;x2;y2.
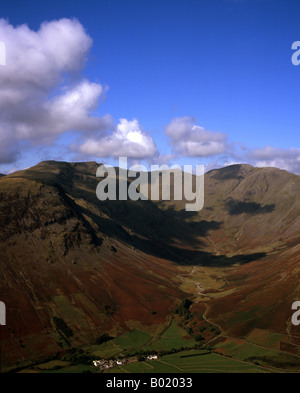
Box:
1;161;300;370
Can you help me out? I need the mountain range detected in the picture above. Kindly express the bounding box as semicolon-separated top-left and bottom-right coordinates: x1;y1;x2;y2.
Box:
0;161;300;372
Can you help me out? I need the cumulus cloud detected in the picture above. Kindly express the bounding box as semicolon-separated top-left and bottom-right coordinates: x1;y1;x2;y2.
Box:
79;118;158;159
251;146;300;174
165;117;227;157
45;81;112;136
0;18;111;163
1;18;299;176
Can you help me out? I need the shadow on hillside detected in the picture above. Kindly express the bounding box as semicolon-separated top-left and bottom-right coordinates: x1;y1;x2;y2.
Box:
78;200;223;249
225;199;275;215
77;203;265;267
14;167;267;267
127;235;267;267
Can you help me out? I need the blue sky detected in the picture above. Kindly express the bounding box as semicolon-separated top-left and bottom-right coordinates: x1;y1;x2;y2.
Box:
0;0;300;173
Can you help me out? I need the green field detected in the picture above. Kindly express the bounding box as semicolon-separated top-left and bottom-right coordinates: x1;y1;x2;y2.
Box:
42;364;96;373
105;350;267;373
214;337;300;371
34;360;71;370
147;321;196;351
83;320;196;359
84;329;152;358
245;329;286;350
114;329;152;350
19;322;300;373
19;360;96;374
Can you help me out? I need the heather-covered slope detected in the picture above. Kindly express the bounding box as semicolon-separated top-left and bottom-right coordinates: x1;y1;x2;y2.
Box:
0;163;183;370
1;161;300;371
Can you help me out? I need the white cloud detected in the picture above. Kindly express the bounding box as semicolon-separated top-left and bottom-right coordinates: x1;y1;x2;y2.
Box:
251;146;300;174
0;18;110;163
79;118;158;159
45;81;112;136
165;117;227;157
1;18;299;177
0;18;91;87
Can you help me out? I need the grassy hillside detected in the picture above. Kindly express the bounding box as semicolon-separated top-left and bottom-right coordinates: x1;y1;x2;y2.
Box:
1;161;300;372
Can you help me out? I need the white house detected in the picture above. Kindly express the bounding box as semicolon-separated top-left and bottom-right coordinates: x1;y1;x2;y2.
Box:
147;355;158;360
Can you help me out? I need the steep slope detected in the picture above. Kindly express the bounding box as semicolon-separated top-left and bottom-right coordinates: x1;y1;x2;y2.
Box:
201;165;300;254
161;164;300;255
0;163;183;370
1;161;300;371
